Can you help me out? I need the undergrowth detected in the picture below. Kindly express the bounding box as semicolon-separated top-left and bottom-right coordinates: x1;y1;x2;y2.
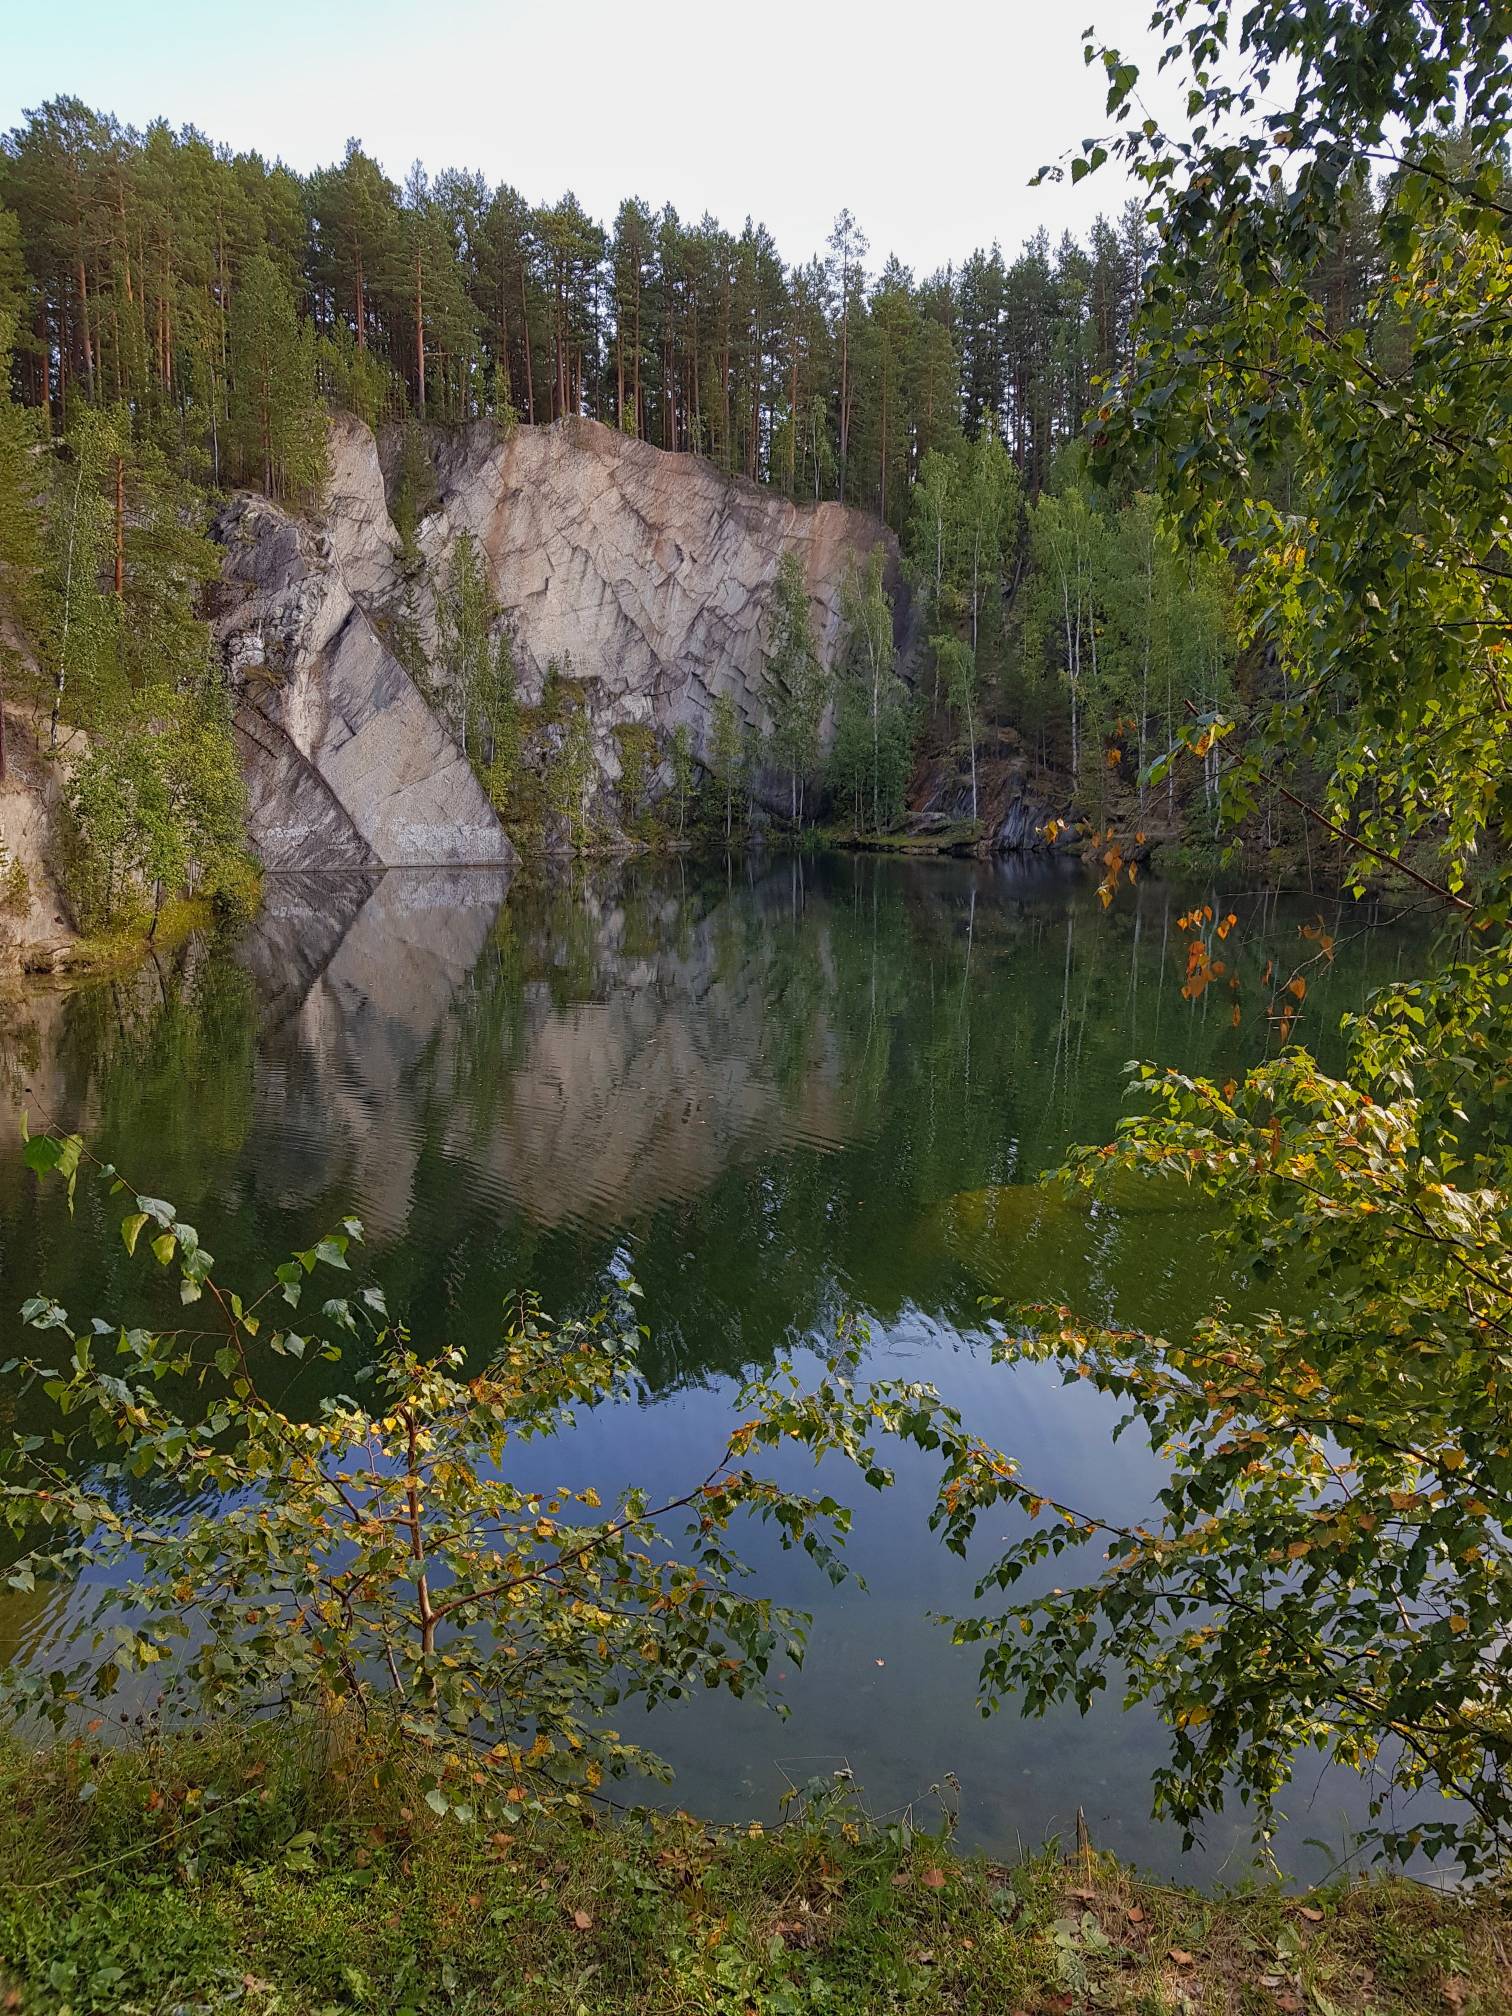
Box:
0;1727;1507;2014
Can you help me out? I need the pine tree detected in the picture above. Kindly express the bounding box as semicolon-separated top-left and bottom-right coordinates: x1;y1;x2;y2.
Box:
435;532;497;759
228;250;326;503
669;722;694;837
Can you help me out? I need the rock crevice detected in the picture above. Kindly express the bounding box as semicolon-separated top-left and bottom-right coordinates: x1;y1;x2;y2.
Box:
217;412;915;866
214;471;515;871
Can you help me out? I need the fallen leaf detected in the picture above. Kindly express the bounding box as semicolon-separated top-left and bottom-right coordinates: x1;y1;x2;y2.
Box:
1299;1904;1324;1922
571;1908;593;1931
1126;1905;1145;1924
914;1948;936;1965
1168;1947;1196;1967
921;1867;947;1889
1443;1979;1469;2013
890;1873;910;1888
1068;1887;1096;1904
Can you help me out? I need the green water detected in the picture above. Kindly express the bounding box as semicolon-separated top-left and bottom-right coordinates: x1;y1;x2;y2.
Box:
0;854;1429;1877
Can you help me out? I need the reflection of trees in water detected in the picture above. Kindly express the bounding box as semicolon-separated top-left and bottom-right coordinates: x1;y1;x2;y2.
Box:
0;937;257;1209
0;858;1425;1416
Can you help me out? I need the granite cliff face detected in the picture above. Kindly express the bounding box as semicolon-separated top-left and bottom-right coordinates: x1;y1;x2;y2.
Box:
215;414;913;865
215;480;515;871
411;416;913;765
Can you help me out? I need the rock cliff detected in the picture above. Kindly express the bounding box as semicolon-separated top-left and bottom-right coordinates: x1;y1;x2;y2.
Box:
215;484;515;871
215;414;914;865
410;416;913;766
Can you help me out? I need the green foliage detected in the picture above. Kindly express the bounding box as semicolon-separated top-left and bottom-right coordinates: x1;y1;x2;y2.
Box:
318;319;393;432
389;413;436;560
1017;472;1235;809
227;250;327;505
613;718;657;830
0;844;27;917
668;720;695;838
761;550;826;824
831;549;910;834
3;1133;970;1824
2;1729;1508;2016
542;664;598;853
0;206;44;670
940;0;1512;1878
708;690;744;841
479;631;524;817
932;633;981;823
433;530;493;758
63;709;246;932
740;715;766;828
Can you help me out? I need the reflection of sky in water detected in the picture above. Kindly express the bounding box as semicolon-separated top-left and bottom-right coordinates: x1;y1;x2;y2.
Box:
0;854;1433;1880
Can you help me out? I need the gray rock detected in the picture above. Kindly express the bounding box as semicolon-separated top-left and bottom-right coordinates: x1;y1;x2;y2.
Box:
216;412;915;864
214;481;515;870
411;415;915;777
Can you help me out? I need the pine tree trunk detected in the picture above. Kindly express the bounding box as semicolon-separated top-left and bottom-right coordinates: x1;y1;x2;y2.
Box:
76;253;94;397
520;260;535;423
633;281;642;436
113;456;125;602
414;254;426;411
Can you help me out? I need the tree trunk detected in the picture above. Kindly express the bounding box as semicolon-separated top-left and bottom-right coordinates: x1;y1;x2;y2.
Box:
633;278;642;436
414;253;426;412
76;253;95;397
113;456;126;602
520;260;535;422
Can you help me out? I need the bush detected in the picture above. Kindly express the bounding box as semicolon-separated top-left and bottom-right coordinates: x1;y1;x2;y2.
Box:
2;1131;963;1822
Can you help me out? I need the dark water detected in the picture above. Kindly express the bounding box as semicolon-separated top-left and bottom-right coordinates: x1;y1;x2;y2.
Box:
0;854;1430;1878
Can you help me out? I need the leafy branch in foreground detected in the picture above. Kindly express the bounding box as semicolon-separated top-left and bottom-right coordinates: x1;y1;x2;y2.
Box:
0;1129;955;1824
930;1032;1512;1874
938;0;1512;1880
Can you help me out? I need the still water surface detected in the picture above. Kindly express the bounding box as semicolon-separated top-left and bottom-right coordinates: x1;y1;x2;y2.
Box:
0;854;1429;1878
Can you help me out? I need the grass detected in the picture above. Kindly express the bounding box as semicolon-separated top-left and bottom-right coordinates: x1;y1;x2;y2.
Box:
811;822;986;857
20;858;264;980
62;894;219;975
0;1727;1507;2014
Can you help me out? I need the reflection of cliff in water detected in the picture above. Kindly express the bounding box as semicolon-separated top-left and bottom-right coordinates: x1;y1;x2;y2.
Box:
234;861;858;1237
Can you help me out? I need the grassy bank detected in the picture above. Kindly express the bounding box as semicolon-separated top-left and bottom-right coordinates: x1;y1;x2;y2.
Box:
0;1730;1507;2015
16;859;264;982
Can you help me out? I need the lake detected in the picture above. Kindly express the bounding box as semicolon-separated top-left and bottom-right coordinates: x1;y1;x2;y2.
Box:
0;853;1430;1880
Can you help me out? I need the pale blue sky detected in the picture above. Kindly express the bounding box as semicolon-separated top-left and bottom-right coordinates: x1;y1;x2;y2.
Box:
4;0;1162;275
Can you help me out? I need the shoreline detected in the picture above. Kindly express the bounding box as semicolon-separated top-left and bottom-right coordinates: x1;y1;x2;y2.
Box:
1;1730;1506;2014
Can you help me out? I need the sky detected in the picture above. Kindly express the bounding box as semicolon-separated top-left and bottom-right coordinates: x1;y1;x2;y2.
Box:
3;0;1165;275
